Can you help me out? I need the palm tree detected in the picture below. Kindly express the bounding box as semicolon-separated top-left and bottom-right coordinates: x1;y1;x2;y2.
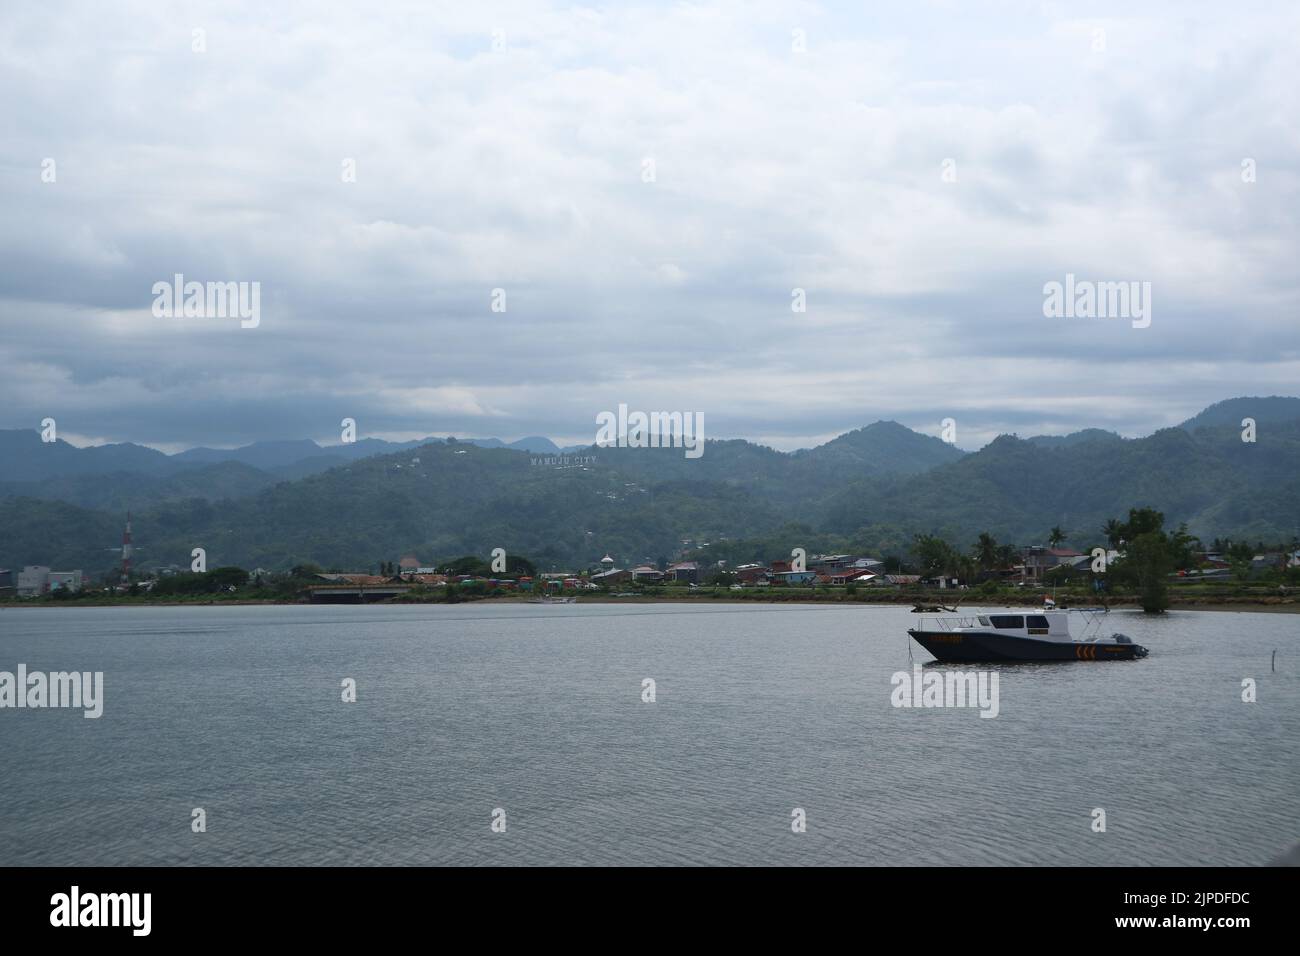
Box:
1103;518;1124;549
1048;526;1065;548
973;532;999;570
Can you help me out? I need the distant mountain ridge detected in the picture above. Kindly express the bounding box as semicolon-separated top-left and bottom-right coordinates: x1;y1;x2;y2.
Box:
3;422;961;491
1178;396;1300;432
0;429;174;482
0;431;563;485
2;396;1298;573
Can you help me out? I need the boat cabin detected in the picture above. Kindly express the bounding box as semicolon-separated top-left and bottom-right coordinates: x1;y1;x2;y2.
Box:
963;612;1072;641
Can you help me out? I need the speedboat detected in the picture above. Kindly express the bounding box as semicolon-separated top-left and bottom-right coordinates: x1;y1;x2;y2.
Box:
907;609;1147;663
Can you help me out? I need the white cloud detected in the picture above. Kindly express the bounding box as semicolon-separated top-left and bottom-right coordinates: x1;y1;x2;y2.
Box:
0;0;1296;451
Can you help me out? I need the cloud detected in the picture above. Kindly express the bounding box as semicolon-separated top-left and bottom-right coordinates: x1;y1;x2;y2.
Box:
0;0;1296;452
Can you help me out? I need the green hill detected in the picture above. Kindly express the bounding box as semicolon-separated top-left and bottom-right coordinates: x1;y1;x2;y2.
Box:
820;422;1300;547
2;399;1298;575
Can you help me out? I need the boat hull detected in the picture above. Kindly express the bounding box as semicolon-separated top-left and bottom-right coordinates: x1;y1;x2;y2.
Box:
908;629;1147;663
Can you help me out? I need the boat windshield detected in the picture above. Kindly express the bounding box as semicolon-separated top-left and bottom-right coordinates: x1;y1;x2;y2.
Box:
978;615;990;626
988;614;1024;629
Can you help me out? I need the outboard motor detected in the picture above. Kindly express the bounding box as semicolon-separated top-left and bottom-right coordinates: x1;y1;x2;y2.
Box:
1113;633;1149;657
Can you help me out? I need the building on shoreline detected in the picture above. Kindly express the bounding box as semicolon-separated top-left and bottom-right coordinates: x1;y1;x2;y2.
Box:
1020;547;1084;583
666;561;701;583
592;568;632;586
16;566;83;596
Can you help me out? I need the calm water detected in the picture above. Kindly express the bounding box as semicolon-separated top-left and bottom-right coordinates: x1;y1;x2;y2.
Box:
0;602;1296;866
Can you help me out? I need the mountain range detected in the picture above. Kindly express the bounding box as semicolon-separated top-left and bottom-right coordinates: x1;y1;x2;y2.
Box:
2;395;1298;575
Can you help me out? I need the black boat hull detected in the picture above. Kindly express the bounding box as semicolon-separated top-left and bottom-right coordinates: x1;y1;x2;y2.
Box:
908;629;1147;663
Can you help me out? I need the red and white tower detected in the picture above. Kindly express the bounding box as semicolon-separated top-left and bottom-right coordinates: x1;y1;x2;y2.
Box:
121;512;133;582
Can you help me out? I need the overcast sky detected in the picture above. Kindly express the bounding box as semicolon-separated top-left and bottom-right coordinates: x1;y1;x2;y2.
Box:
1;1;1296;453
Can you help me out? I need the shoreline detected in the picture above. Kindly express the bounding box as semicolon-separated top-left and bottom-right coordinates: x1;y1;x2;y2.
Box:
4;594;1298;612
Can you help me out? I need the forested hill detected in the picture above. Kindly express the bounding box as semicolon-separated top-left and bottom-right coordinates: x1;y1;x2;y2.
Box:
0;420;964;572
1;400;1298;574
821;421;1300;550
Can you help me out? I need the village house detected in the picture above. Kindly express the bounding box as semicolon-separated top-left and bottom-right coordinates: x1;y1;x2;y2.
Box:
734;563;769;585
1251;551;1299;573
808;554;883;575
883;574;921;586
1020;547;1084;583
1066;550;1121;573
772;570;817;585
591;568;633;586
814;567;878;586
665;561;701;584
